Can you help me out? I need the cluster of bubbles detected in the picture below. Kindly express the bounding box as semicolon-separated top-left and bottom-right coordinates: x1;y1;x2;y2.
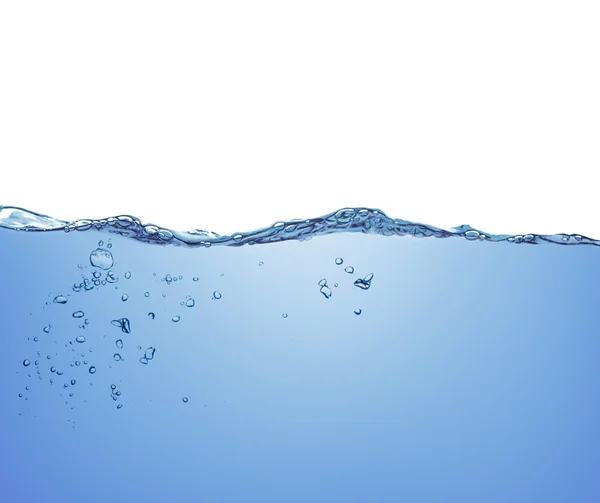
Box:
313;257;372;315
18;241;381;419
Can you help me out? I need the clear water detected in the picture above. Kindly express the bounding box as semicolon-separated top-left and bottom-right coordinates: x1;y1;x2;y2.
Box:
1;206;599;502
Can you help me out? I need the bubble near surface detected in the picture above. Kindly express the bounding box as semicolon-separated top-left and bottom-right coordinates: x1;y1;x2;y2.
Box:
89;248;114;270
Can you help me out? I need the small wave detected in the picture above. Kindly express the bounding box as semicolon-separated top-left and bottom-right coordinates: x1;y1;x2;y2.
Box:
0;205;597;248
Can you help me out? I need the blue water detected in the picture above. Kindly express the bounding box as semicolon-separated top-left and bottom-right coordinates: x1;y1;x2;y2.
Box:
1;207;600;502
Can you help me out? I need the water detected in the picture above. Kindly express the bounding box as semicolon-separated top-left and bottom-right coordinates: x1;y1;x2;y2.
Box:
1;206;600;502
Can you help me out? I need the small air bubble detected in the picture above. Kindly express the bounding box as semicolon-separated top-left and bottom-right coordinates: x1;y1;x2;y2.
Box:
354;273;374;290
320;285;332;299
117;404;123;409
282;313;288;318
71;379;76;385
121;294;129;302
124;272;131;279
89;366;96;374
22;359;30;367
185;299;195;308
113;353;122;361
354;309;362;315
72;311;84;318
182;397;189;403
335;257;343;265
172;315;180;323
111;384;116;390
145;292;149;297
193;277;199;281
465;230;480;240
213;291;222;300
43;325;51;333
116;339;123;349
76;336;86;343
53;295;68;304
148;312;155;319
259;262;264;266
344;266;354;274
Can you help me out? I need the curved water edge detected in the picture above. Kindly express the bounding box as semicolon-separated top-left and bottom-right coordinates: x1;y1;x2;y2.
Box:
0;205;597;248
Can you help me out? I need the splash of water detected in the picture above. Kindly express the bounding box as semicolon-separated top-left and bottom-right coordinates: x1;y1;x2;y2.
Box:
0;205;597;247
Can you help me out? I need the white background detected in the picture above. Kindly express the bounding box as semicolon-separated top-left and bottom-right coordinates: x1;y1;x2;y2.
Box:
1;1;598;237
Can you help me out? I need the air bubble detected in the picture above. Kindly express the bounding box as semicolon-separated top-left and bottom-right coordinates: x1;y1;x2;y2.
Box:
121;294;129;302
117;404;123;409
114;353;122;361
145;292;149;297
111;318;131;333
53;295;68;304
72;311;85;318
76;336;86;343
89;366;96;374
148;312;155;319
259;262;264;266
51;366;56;373
172;316;180;323
182;397;189;403
185;299;195;308
22;359;30;367
124;272;131;279
43;325;51;333
71;379;76;385
354;309;362;315
465;230;480;240
282;313;288;318
111;384;116;390
335;257;343;265
320;285;332;299
193;277;199;281
213;291;222;300
344;266;354;274
354;273;374;290
116;339;123;349
90;248;114;270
